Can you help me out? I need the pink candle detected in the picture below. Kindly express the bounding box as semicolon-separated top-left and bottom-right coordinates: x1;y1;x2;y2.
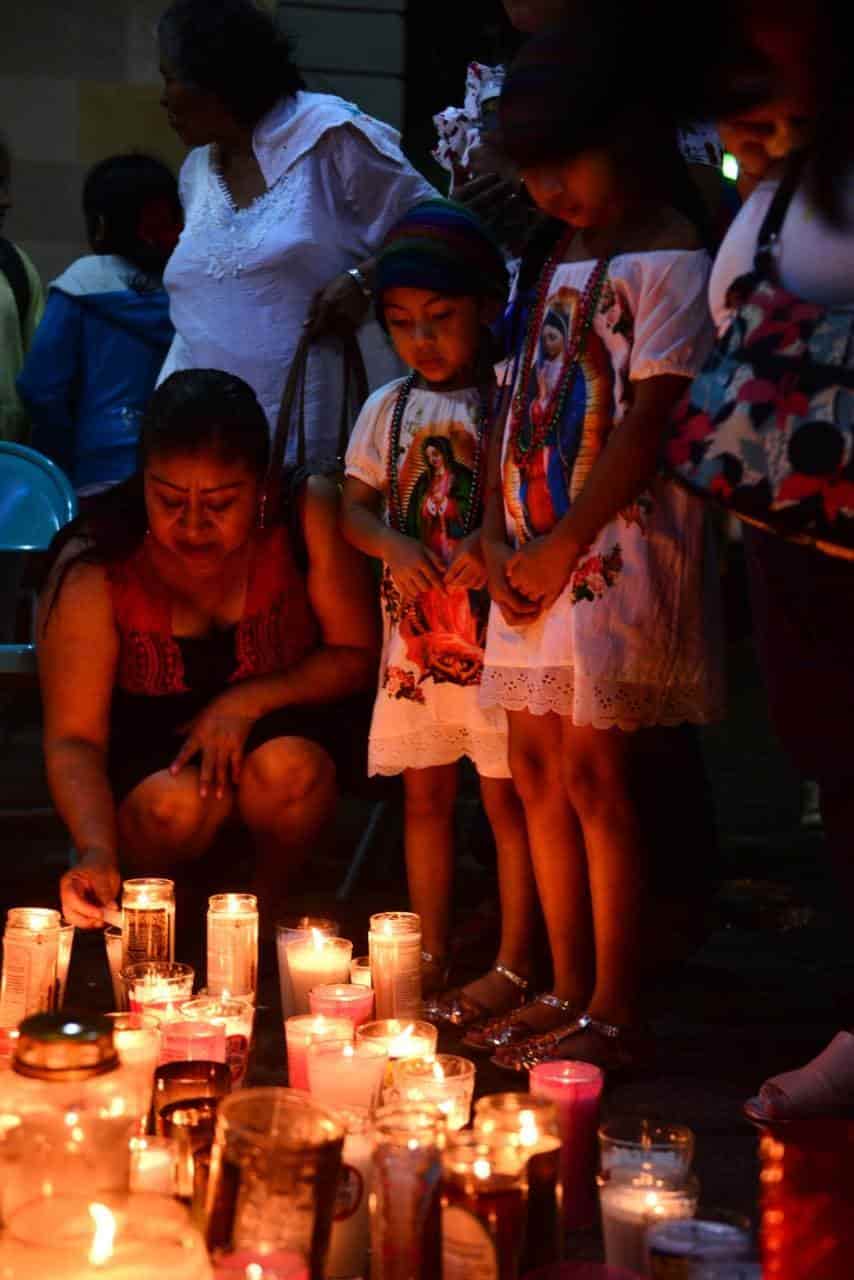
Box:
213;1251;309;1278
309;983;374;1029
530;1060;604;1231
159;1019;227;1066
285;1013;353;1091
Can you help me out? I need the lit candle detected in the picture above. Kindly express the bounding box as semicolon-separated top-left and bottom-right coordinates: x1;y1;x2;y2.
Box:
326;1106;373;1280
368;912;421;1020
160;1019;227;1067
350;956;372;989
212;1252;308;1278
0;907;61;1024
599;1172;699;1276
56;920;75;1009
0;1194;213;1278
123;961;194;1020
276;916;339;1021
309;983;374;1030
389;1055;475;1131
130;1137;177;1196
530;1060;604;1231
105;1012;161;1132
306;1039;388;1111
285;933;353;1016
355;1019;437;1071
105;926;125;1010
206;894;258;1003
599;1116;695;1183
122;878;175;966
180;994;255;1088
285;1014;353;1091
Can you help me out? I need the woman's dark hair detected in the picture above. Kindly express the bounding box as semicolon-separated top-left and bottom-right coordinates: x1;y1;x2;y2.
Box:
44;370;271;596
83;154;182;281
422;435;455;468
499;17;711;245
158;0;304;127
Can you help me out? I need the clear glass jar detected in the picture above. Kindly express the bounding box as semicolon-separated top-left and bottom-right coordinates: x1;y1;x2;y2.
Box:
0;1012;144;1221
206;893;258;1002
121;877;175;965
368;912;422;1021
441;1130;526;1280
0;907;61;1024
370;1103;444;1280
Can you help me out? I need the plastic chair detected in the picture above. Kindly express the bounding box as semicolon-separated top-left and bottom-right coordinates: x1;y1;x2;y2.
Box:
0;442;77;679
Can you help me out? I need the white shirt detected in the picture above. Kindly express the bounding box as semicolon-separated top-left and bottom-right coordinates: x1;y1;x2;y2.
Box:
159;91;436;463
709;173;854;334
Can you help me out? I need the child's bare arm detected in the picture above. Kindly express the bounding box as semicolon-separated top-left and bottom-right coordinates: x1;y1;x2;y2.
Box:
341;475;444;599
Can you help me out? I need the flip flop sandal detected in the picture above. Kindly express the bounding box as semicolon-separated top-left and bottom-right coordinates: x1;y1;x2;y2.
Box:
463;991;578;1053
424;963;530;1029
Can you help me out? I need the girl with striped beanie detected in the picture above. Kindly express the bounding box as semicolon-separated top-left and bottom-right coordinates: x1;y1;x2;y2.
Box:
342;199;536;1019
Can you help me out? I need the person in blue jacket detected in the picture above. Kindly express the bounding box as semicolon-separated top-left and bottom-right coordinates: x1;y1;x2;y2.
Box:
18;154;182;495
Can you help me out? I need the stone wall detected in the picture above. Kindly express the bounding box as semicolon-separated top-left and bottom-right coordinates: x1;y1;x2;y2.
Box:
0;0;406;284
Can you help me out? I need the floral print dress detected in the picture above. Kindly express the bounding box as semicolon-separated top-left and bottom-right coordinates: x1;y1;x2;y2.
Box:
481;251;726;730
346;380;510;776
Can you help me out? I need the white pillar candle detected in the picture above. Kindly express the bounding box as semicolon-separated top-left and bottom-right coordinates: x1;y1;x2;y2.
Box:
307;1040;388;1112
0;907;61;1024
105;926;126;1010
285;1014;353;1091
326;1106;373;1280
276;916;339;1021
599;1173;699;1276
206;894;258;1003
105;1012;161;1133
389;1055;475;1131
160;1020;227;1067
130;1137;177;1196
122;878;175;966
285;934;353;1016
350;957;372;989
180;994;255;1088
309;984;374;1030
56;921;75;1009
368;912;421;1020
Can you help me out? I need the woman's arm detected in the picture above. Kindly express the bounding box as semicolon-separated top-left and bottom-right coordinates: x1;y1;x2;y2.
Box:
506;375;689;609
341;474;444;597
37;559;122;925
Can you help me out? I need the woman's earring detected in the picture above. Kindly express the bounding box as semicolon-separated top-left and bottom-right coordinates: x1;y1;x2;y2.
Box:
257;491;267;529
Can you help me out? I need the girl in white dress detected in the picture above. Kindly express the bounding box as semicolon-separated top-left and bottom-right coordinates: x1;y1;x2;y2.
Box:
476;29;725;1071
343;201;535;1006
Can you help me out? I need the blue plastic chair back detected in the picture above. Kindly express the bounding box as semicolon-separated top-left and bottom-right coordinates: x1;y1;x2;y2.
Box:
0;443;77;551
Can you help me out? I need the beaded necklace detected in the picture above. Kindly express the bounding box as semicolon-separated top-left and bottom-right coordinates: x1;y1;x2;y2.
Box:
387;373;489;536
509;236;611;465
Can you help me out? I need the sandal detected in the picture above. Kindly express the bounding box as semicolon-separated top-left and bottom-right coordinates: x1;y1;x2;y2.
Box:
491;1012;653;1074
421;950;451;999
424;963;530;1029
463;991;578;1053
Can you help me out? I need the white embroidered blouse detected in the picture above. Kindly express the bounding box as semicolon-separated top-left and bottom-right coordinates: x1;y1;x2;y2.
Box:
159;91;436;462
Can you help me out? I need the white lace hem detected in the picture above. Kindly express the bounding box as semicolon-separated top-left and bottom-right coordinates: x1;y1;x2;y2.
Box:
369;727;510;778
480;665;724;730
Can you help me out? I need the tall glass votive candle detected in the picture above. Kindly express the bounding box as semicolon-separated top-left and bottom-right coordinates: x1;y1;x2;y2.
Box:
441;1131;527;1280
0;907;61;1024
310;983;374;1030
370;1104;445;1280
599;1171;699;1276
122;877;175;965
307;1039;388;1112
105;1011;161;1132
368;912;421;1020
181;994;255;1088
276;916;339;1021
286;935;353;1016
599;1116;695;1183
390;1055;475;1131
105;925;125;1010
160;1020;227;1068
206;894;258;1003
356;1020;438;1073
154;1060;232;1127
350;956;372;989
285;1014;353;1091
56;920;75;1008
124;961;195;1019
327;1105;374;1280
530;1060;604;1231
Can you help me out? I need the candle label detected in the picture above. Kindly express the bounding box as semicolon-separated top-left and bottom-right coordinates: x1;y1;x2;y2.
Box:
442;1206;498;1280
226;1033;249;1083
333;1162;364;1222
123;907;171;965
0;936;56;1023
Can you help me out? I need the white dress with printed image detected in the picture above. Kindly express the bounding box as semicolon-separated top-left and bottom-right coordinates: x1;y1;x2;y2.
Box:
481;250;726;730
346;380;510;777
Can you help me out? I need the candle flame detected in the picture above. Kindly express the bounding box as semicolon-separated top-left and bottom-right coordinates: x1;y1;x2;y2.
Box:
431;1060;446;1082
473;1157;492;1181
519;1110;540;1147
88;1203;116;1265
311;928;326;951
343;1043;355;1058
399;1024;415;1042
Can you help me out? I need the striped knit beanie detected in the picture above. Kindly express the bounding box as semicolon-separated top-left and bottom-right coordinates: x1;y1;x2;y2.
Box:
375;199;508;327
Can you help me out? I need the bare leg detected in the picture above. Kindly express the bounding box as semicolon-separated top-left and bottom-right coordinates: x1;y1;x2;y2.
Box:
560;722;646;1027
403;764;458;965
238;736;337;934
459;775;537;1011
507;709;594;1030
118;768;234;871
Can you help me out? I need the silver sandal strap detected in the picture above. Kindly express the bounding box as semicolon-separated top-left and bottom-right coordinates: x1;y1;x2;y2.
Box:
421;950;447;968
537;992;576;1015
493;963;530;991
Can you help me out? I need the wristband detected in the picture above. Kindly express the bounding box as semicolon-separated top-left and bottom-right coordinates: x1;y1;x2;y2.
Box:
347;266;373;300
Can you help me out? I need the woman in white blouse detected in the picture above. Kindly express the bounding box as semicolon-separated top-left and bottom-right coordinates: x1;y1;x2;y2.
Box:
156;0;436;463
